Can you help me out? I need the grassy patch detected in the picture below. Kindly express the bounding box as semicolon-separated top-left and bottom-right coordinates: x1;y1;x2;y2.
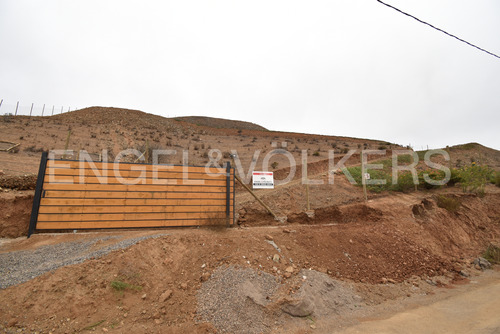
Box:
110;279;142;294
346;155;443;193
82;319;105;331
483;244;500;264
397;154;413;164
436;195;461;213
416;150;428;161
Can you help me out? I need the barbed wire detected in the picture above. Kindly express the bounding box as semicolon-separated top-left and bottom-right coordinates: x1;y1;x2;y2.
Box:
376;0;500;60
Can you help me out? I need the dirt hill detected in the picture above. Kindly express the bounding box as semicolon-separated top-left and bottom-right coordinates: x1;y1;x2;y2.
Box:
174;116;268;131
1;106;500;333
0;106;393;176
447;142;500;170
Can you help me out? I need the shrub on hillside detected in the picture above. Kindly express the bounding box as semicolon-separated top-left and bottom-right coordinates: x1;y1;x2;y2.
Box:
417;170;446;190
448;168;462;187
390;171;417;192
458;164;494;196
483;244;500;264
436;195;461;213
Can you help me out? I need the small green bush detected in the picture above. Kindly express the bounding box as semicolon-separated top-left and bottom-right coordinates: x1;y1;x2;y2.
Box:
459;164;494;195
312;151;320;157
111;280;142;293
346;166;391;193
448;168;462;187
483;244;500;264
418;170;446;189
496;172;500;188
436;195;461;213
390;171;417;192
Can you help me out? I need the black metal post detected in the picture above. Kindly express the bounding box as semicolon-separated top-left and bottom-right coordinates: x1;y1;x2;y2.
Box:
28;151;49;237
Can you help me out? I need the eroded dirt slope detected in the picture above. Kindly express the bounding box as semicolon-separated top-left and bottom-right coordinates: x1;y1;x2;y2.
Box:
0;191;498;333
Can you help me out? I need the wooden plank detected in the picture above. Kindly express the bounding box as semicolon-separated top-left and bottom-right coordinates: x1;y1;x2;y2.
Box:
36;218;230;229
44;175;227;186
46;168;227;180
39;205;227;214
46;160;233;175
38;211;227;222
43;190;228;200
40;198;233;207
42;183;227;193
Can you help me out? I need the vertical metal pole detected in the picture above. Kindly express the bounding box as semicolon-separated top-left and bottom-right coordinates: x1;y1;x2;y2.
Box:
63;130;71;159
28;151;49;237
0;99;3;111
60;106;63;114
361;154;368;202
51;105;54;116
226;161;231;227
15;101;19;116
68;106;70;112
41;104;45;116
232;168;236;225
304;156;310;211
30;103;34;116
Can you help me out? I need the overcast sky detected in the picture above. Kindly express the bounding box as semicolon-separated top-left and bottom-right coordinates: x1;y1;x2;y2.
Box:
1;0;499;150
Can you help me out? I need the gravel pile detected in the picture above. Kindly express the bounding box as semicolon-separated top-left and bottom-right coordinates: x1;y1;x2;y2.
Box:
0;234;166;289
197;266;280;334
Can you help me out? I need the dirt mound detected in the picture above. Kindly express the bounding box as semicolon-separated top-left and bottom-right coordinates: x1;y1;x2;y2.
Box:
53;107;181;131
287;204;383;224
0;191;33;238
197;266;279;334
196;266;363;333
0;174;37;190
175;116;268;131
277;269;363;317
0;191;499;332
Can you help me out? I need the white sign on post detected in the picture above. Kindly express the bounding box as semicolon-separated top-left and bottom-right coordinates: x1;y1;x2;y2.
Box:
252;171;274;189
364;173;370;180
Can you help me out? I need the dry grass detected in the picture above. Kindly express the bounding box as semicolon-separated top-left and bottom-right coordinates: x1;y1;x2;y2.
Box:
436;195;461;213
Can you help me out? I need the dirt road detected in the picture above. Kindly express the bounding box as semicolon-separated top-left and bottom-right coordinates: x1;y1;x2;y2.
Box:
338;272;500;334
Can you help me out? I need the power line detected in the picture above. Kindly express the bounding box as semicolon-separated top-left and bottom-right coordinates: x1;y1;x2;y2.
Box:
376;0;500;60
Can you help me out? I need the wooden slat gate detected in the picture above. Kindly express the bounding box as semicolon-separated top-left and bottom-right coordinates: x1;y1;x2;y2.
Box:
28;152;235;237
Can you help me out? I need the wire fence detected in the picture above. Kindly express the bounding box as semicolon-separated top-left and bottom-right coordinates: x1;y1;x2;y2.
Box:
0;99;79;117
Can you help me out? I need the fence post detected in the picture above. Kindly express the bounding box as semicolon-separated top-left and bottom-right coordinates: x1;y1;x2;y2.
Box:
0;99;3;111
233;168;236;225
15;101;19;116
41;104;45;116
226;161;231;227
60;106;63;114
30;103;34;116
51;105;54;116
28;151;49;237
